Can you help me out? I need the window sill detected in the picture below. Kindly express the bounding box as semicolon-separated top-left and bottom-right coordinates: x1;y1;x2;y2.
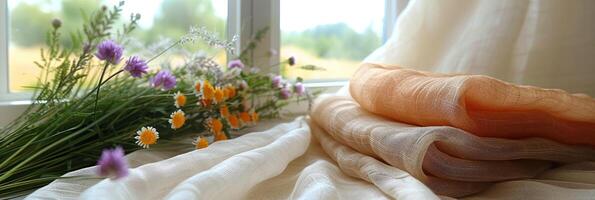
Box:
0;102;28;128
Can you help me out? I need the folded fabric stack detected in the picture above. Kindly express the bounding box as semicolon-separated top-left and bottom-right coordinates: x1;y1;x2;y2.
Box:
310;63;595;197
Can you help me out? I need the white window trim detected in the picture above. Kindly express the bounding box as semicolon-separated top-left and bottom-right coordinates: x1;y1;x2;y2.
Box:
0;0;9;98
0;0;32;128
0;0;36;103
228;0;280;74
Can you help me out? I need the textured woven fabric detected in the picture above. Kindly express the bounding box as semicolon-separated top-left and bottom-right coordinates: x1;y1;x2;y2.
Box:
24;149;184;200
163;121;310;199
310;121;442;200
311;94;595;197
25;115;595;200
350;63;595;146
28;118;403;200
77;119;309;200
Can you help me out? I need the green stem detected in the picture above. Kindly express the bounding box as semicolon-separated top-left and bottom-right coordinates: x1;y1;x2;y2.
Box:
0;93;142;183
102;70;124;85
0;135;40;171
94;62;111;116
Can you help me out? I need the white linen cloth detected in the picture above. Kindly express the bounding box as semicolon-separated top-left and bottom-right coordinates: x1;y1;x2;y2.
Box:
26;118;400;200
25;116;595;200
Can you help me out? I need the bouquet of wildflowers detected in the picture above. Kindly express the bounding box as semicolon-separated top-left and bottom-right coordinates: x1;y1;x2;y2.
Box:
0;2;316;197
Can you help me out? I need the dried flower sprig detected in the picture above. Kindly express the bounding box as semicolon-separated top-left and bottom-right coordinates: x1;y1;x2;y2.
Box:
181;26;239;54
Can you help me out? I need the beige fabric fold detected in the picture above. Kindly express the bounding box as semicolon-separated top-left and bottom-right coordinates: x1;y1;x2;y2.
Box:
464;180;595;200
350;63;595;146
311;94;595;197
245;131;393;200
310;120;441;200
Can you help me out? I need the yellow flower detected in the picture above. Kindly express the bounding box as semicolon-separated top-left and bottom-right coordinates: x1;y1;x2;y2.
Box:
214;132;228;141
194;81;202;96
193;136;209;149
228;115;240;129
174;91;186;108
208;118;223;135
135;126;159;148
168;110;186;129
251;111;259;123
220;105;230;118
239;112;251;124
202;80;215;100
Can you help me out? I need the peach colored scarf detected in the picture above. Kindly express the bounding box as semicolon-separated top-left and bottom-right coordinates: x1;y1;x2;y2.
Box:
350;63;595;146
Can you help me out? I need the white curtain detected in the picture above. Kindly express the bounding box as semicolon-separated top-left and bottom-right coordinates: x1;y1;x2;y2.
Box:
367;0;595;96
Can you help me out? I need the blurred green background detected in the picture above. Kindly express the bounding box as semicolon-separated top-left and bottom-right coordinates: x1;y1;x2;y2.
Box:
8;0;382;91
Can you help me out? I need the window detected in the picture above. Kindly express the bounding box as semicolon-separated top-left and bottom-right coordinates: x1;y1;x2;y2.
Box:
5;0;227;93
1;0;406;103
280;0;385;82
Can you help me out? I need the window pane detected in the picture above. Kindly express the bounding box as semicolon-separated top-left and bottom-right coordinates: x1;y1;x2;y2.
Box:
8;0;227;92
281;0;384;81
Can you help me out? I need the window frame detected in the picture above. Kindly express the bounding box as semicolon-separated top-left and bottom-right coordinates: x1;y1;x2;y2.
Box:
0;0;407;125
0;1;30;128
228;0;280;75
1;0;9;99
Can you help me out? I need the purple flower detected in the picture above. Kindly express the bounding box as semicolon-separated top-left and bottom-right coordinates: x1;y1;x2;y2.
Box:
272;75;282;88
96;40;124;65
228;59;245;70
97;146;129;180
124;56;148;78
280;86;292;100
294;82;305;96
288;56;296;66
151;70;177;91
